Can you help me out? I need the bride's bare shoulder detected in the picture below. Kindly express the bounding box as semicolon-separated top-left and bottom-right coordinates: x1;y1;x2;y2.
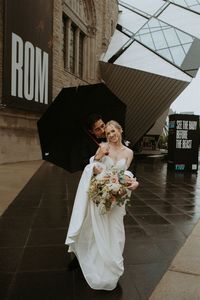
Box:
124;146;133;156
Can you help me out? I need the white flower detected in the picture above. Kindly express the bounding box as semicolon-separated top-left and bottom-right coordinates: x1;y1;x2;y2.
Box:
102;191;109;199
107;183;121;193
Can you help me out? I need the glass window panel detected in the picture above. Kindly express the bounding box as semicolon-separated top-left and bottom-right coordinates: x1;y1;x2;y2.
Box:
135;35;141;42
137;18;169;37
157;48;174;62
191;4;200;12
187;0;198;5
163;28;180;47
151;30;168;49
168;0;200;13
173;0;187;4
148;26;160;34
143;24;149;29
158;20;170;30
176;30;193;44
147;18;160;32
138;28;150;35
183;43;192;53
148;18;160;27
170;46;185;66
148;18;169;34
137;33;156;50
134;17;195;69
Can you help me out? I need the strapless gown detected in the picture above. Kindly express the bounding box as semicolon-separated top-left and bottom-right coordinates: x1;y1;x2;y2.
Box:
65;156;128;290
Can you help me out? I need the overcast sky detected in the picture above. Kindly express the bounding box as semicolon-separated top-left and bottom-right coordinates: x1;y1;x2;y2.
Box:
170;68;200;116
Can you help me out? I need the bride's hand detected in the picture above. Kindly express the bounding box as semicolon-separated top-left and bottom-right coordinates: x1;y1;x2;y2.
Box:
125;176;139;191
99;143;109;155
94;143;109;161
93;165;103;175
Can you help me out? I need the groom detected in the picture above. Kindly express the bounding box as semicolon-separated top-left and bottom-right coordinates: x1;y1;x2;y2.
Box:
81;113;106;168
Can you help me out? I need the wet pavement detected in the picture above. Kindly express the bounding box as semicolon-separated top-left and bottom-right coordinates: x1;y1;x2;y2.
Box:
0;156;200;300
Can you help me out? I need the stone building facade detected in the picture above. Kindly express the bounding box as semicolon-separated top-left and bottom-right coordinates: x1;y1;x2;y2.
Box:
0;0;118;164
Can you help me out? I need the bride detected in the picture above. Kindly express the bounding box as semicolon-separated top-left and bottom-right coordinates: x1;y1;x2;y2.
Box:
65;120;138;290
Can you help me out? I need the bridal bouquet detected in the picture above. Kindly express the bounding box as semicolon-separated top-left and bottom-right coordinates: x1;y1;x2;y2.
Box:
88;168;131;215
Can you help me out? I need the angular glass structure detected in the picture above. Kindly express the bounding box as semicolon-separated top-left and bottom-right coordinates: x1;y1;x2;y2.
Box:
99;0;200;145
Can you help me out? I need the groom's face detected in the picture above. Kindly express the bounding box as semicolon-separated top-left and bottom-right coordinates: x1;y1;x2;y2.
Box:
91;119;106;138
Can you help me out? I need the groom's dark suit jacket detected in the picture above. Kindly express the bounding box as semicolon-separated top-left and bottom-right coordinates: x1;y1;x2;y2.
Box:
80;134;106;170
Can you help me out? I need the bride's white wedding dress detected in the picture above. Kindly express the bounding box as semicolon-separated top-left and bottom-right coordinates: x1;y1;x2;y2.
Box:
65;156;128;290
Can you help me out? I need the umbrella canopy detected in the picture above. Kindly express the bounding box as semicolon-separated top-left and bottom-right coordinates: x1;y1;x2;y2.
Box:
37;83;126;172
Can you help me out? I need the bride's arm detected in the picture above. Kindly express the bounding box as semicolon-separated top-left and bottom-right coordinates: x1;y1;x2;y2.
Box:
126;149;134;169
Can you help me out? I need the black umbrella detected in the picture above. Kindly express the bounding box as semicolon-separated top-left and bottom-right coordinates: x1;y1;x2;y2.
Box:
37;83;126;172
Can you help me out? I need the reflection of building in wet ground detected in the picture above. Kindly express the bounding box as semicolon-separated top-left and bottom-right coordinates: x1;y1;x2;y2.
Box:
0;156;200;299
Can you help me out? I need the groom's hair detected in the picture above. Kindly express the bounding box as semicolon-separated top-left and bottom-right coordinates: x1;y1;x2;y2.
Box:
85;113;103;130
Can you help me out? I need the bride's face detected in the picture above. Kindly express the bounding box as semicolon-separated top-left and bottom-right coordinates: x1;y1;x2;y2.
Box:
105;125;121;143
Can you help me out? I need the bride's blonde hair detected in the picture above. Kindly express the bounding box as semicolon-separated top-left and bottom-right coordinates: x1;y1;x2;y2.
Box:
105;120;122;131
